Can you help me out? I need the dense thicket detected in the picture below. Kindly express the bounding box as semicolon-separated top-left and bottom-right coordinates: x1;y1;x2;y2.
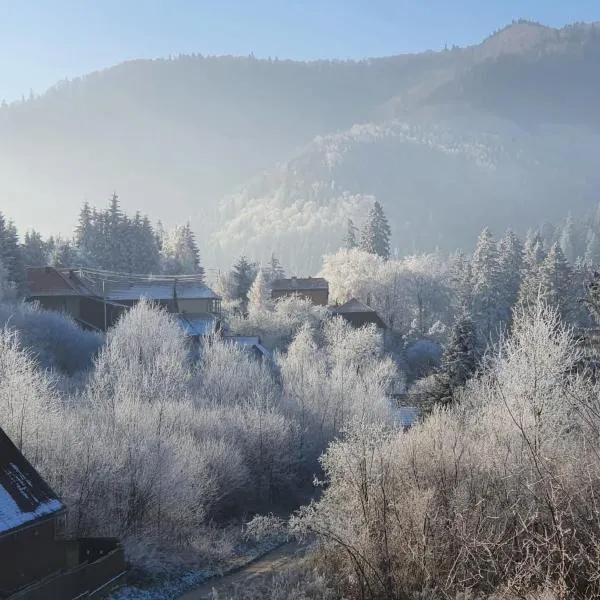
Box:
293;303;600;599
0;300;394;569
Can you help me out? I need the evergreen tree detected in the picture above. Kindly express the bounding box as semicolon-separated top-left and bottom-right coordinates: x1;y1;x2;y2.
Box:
48;237;78;269
343;218;358;250
247;268;272;315
471;228;502;342
231;256;257;303
0;215;25;295
75;202;93;263
497;229;523;322
359;201;391;260
430;314;477;407
105;193;129;271
161;223;204;278
538;242;574;322
267;253;285;282
139;216;161;274
560;213;577;264
585;229;600;265
447;250;473;313
22;230;48;267
518;231;546;310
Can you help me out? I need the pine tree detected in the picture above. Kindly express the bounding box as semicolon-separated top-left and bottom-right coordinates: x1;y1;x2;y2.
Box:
267;253;285;282
161;223;204;277
497;229;523;323
231;256;257;303
343;218;358;250
471;228;502;342
22;230;48;267
538;242;574;322
49;237;78;269
359;201;391;260
430;314;477;407
0;215;25;295
247;268;272;315
75;202;93;262
518;231;546;311
139;216;161;274
560;213;577;264
447;250;473;313
585;229;600;265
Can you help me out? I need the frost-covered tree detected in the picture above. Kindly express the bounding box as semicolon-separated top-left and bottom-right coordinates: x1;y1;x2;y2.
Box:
585;229;600;265
517;231;546;312
48;236;78;269
266;253;285;282
0;214;25;294
559;212;576;264
538;242;574;322
343;218;358;250
447;250;473;313
247;268;272;316
161;223;203;277
22;230;48;267
231;256;257;304
497;228;523;323
430;313;477;406
359;201;391;260
471;228;503;342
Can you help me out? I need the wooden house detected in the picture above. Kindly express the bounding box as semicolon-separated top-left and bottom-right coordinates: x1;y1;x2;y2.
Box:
26;267;222;335
0;427;125;599
25;267;127;332
328;298;386;329
271;277;329;306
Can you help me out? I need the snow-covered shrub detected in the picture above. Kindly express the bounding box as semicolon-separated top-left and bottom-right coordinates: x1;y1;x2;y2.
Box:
293;301;600;599
0;301;101;373
279;318;395;467
230;295;327;350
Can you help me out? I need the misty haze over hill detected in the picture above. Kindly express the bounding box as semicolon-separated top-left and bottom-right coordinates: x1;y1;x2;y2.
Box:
2;20;600;269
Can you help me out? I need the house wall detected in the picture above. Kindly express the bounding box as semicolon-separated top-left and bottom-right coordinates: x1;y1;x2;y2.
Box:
272;289;329;306
178;298;215;314
337;312;386;329
32;296;80;321
0;517;65;595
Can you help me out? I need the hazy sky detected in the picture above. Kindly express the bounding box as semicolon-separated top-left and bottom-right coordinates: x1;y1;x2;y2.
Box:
1;0;599;102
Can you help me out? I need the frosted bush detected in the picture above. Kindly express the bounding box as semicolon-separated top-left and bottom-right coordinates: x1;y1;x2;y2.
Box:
294;301;600;599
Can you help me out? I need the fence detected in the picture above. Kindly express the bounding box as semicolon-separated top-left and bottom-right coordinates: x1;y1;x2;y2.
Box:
9;544;125;600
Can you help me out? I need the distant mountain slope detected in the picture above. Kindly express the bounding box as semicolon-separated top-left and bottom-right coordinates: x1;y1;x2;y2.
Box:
211;117;600;269
1;20;599;268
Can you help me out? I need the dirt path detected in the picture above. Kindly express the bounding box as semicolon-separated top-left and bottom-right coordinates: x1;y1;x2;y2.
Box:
177;541;304;600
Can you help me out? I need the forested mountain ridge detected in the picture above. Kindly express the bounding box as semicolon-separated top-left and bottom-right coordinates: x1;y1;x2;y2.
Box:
2;20;600;268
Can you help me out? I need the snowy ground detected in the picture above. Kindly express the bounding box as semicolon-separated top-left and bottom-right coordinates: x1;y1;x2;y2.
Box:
108;537;287;600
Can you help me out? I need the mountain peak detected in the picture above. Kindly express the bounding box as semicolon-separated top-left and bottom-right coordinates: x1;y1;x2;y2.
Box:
478;20;553;59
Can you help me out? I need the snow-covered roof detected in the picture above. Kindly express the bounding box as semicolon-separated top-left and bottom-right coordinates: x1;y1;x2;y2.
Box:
176;314;220;337
271;277;328;291
330;298;377;314
102;281;219;302
223;335;271;359
0;427;65;536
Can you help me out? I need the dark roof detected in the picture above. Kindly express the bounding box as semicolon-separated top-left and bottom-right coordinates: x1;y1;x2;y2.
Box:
330;298;377;314
0;427;65;536
271;277;328;292
26;267;94;297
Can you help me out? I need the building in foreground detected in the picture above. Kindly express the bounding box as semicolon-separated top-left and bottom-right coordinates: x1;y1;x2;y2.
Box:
0;426;125;599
